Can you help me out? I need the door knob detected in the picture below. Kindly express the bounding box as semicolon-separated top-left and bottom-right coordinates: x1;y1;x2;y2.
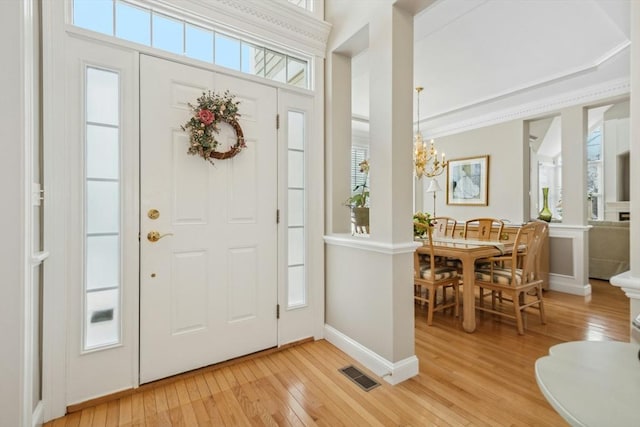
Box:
147;231;173;242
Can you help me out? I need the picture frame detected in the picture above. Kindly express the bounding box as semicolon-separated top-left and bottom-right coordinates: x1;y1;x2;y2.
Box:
446;155;489;206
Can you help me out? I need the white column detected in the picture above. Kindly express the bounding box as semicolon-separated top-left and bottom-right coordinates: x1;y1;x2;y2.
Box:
611;0;640;342
324;1;418;383
549;106;591;296
368;5;414;245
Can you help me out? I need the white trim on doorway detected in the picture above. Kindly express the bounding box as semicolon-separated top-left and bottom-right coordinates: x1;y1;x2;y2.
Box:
41;1;327;419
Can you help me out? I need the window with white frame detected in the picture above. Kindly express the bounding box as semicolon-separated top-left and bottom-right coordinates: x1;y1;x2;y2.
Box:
84;66;122;350
72;0;310;89
287;111;306;308
586;127;603;220
351;145;369;200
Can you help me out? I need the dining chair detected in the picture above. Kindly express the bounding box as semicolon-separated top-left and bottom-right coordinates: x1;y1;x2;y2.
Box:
431;216;457;238
463;218;505;241
414;225;460;325
473;221;548;334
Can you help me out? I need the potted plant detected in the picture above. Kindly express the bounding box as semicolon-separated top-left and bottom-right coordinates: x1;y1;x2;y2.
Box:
413;211;432;239
346;159;370;234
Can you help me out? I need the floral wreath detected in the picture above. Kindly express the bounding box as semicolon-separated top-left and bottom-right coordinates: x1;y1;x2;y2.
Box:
181;90;246;164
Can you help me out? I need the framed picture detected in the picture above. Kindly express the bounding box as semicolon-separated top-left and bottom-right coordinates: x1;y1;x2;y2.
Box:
446;155;489;206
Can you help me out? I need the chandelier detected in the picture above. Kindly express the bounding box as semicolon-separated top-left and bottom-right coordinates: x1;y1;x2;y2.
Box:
414;86;447;179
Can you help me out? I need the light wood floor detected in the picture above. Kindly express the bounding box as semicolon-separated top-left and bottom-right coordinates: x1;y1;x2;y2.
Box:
46;279;629;426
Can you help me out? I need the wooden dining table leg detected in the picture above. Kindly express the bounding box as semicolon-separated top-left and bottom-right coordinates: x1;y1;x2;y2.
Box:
461;253;476;333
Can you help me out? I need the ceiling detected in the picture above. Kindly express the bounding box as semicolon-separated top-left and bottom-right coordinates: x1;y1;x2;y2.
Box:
351;0;631;138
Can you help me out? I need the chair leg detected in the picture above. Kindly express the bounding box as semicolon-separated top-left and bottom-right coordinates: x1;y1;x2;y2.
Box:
427;286;435;326
454;285;460;318
537;285;547;325
513;290;525;335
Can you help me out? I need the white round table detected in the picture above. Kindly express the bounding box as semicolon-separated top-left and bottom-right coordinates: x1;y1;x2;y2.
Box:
535;341;640;427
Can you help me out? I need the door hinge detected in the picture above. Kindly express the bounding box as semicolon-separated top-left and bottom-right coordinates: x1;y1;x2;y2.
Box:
276;304;280;319
32;183;44;206
276;113;280;130
276;209;280;224
138;232;141;242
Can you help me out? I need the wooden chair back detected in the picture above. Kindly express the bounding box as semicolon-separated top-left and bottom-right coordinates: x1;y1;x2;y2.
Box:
513;222;544;284
463;218;505;241
431;217;457;238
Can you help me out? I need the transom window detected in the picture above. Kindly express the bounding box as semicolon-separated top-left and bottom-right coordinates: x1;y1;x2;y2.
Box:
72;0;310;89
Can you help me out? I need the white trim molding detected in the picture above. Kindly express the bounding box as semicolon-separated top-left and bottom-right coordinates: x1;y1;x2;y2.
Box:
324;234;421;255
424;42;630;123
549;274;592;296
324;325;419;385
611;271;640;299
547;224;592;296
425;77;630;139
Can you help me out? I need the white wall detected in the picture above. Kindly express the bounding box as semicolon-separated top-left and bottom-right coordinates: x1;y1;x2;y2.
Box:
0;1;25;425
424;120;527;224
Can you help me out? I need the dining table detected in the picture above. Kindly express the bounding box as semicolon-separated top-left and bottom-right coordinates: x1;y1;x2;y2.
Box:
415;236;514;333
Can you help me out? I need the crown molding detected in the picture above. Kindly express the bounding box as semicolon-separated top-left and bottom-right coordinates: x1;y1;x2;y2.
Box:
151;0;331;58
420;41;630;126
425;77;630;138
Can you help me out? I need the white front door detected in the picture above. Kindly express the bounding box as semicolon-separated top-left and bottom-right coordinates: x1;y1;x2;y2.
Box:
140;55;278;383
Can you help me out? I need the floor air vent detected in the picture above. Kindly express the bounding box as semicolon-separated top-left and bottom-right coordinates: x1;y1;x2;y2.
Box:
339;365;380;392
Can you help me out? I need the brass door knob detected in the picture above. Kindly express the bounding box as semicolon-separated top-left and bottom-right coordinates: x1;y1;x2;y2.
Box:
147;231;173;242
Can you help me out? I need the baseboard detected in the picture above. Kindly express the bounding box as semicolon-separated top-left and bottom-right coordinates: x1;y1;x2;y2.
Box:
323;324;418;385
549;274;592;296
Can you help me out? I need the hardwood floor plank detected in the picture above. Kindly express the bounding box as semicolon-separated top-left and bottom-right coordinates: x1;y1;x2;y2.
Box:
129;392;144;427
104;401;119;427
90;403;108;427
142;390;156;418
184;376;202;402
78;407;95;427
202;371;222;395
194;374;212;399
249;358;321;426
117;395;131;426
64;411;82;427
45;279;627;427
201;395;226;426
153;386;169;414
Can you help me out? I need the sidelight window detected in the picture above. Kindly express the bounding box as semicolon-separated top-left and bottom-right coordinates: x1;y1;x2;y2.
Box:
287;111;307;308
84;67;122;350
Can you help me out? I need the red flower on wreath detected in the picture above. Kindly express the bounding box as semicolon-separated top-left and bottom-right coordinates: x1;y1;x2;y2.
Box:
198;109;215;125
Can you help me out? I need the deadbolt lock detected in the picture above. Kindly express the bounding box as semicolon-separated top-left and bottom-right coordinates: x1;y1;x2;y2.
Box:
147;231;173;242
148;209;160;220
